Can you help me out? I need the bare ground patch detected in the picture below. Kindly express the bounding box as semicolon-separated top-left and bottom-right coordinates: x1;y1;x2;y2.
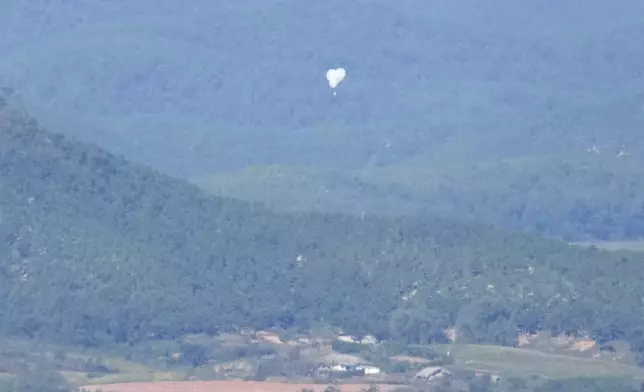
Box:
82;380;404;392
389;356;431;364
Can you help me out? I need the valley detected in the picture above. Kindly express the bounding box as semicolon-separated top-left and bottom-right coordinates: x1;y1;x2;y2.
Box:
2;2;644;391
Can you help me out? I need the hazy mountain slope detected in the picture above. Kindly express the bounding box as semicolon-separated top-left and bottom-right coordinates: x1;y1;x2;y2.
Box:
4;88;644;360
195;79;644;241
197;149;644;241
4;0;644;244
1;0;644;176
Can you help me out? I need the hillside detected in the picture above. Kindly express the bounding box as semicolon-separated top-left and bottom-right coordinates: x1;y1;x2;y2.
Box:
2;89;644;367
196;150;644;241
2;1;644;244
1;0;644;176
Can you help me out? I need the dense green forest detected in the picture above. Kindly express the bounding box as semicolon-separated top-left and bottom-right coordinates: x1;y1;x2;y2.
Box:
3;89;644;369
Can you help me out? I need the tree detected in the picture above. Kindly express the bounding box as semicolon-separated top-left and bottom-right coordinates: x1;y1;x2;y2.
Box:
12;363;72;392
468;375;493;392
178;342;209;367
324;382;342;392
360;384;380;392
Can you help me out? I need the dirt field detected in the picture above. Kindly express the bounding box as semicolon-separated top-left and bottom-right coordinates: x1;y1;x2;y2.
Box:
82;380;405;392
389;355;431;364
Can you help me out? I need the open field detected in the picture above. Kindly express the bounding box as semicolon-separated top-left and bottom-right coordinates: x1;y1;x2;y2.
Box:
65;370;186;386
439;344;644;380
61;353;185;385
81;381;404;392
5;334;644;389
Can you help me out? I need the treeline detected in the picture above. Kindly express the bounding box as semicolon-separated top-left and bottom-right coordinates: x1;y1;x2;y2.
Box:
384;154;644;241
313;376;643;392
3;94;644;364
0;362;73;392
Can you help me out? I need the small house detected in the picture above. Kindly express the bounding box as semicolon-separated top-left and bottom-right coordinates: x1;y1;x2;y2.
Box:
357;365;381;375
360;335;378;345
331;364;348;372
414;366;451;381
256;331;283;345
337;335;358;343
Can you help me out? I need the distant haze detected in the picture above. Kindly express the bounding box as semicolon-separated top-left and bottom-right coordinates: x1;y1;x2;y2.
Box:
1;0;644;176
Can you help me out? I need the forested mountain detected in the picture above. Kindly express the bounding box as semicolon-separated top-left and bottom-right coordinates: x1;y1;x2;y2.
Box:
2;0;644;242
3;89;644;366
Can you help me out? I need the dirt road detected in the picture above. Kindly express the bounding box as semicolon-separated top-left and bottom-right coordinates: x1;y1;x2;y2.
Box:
82;380;405;392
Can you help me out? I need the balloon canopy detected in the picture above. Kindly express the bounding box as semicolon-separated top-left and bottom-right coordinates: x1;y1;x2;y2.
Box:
326;68;347;89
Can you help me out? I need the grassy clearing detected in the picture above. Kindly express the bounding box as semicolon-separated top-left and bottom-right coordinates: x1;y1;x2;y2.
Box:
437;344;644;380
571;240;644;252
0;338;187;386
59;353;186;385
75;371;185;386
0;373;13;381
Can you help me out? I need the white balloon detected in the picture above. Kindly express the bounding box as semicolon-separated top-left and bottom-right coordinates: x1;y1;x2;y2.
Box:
326;68;347;89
